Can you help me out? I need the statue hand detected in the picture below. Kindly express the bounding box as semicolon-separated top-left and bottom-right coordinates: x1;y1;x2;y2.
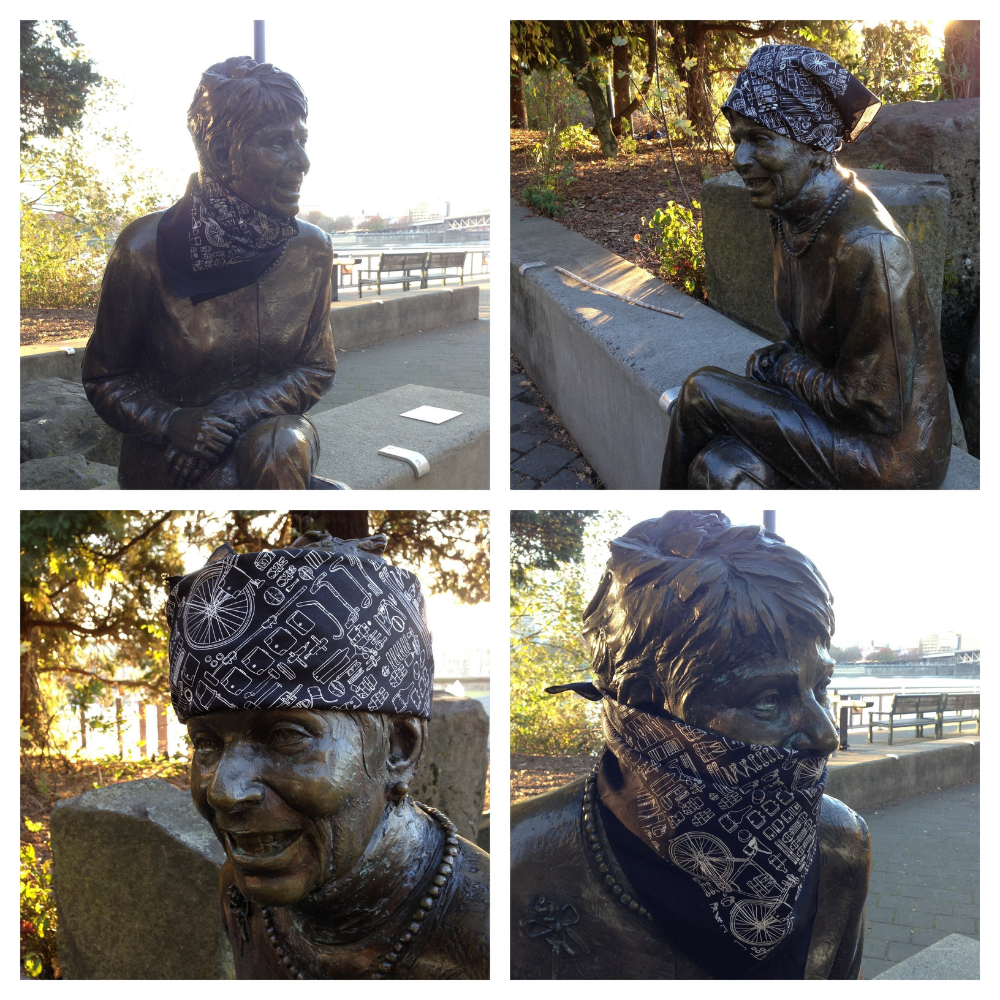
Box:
166;408;238;460
165;446;213;488
746;342;791;383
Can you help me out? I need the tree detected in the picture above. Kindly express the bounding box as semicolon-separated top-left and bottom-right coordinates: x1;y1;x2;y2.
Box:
20;20;101;149
830;644;863;662
359;216;387;232
332;214;353;231
510;511;599;586
21;510;489;752
940;20;979;99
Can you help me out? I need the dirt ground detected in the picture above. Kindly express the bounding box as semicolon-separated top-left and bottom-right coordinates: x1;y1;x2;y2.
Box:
20;309;95;347
511;125;727;289
510;752;600;803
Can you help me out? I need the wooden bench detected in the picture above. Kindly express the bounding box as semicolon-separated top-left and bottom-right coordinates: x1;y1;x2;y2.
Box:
423;251;468;287
358;252;428;297
939;692;980;735
868;693;943;745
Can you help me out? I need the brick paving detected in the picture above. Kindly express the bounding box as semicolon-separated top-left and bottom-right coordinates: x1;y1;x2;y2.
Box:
859;781;979;979
313;279;489;415
510;354;604;489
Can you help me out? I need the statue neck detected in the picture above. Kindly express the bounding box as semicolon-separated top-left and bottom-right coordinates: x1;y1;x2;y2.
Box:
291;800;441;942
772;163;847;234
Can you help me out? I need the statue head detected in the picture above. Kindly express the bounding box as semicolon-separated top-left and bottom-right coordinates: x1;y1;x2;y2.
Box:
582;511;839;754
721;44;880;211
188;56;309;218
166;532;434;907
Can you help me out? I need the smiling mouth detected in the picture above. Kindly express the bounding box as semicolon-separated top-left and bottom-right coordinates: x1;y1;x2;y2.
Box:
224;829;303;862
743;176;772;194
275;184;301;199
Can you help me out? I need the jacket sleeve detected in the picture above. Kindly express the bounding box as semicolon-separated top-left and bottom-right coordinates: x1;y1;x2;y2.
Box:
82;230;180;440
769;233;916;436
207;239;337;432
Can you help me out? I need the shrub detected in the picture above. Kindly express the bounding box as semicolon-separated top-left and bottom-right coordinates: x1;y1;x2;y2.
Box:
557;122;600;154
642;199;706;298
20;827;58;979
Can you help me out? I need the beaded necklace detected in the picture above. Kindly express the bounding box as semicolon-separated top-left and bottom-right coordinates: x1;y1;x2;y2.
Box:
772;182;850;259
260;801;459;980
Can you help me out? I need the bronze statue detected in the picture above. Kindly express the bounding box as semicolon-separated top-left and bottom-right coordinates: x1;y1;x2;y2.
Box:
660;45;951;489
83;58;343;489
510;512;870;979
169;532;489;978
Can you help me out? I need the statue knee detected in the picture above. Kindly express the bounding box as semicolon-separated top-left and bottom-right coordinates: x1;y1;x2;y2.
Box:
689;437;777;490
235;415;319;489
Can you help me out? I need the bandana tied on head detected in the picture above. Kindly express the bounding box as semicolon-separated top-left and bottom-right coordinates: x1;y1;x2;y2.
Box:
166;535;433;721
722;44;880;153
600;699;827;971
156;172;299;305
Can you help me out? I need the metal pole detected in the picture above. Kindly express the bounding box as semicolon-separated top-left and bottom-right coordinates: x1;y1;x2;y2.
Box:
254;21;265;63
763;510;776;533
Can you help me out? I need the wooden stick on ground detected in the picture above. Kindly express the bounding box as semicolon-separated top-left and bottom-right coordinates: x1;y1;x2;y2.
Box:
553;266;685;319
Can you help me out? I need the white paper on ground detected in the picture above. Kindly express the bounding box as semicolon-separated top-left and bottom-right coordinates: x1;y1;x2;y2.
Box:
399;405;463;424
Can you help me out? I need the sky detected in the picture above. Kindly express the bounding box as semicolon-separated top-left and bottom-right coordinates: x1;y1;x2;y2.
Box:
67;13;494;220
571;503;982;652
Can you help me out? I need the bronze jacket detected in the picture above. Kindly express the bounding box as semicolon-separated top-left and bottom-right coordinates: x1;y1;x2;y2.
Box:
768;170;951;487
221;837;489;979
511;777;869;979
82;215;336;489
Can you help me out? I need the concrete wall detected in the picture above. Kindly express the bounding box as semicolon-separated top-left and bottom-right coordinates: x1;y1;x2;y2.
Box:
510;201;979;490
702;169;950;341
332;285;478;349
826;739;979;813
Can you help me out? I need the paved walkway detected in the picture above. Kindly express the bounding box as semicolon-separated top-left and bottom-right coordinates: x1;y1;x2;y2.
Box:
314;280;489;415
860;781;979;979
510;354;603;489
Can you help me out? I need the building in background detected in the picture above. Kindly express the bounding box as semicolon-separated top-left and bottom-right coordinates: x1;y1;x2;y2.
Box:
920;632;963;656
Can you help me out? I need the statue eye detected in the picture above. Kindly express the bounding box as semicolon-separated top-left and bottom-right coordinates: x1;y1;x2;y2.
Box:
753;693;780;712
270;726;308;748
192;734;220;753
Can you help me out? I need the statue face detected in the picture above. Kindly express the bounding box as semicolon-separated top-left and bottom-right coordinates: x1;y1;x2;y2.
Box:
676;631;839;755
728;110;817;210
226;115;310;218
187;708;386;907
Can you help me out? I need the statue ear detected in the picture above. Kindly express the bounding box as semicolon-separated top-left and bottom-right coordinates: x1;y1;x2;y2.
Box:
205;134;233;181
386;716;426;785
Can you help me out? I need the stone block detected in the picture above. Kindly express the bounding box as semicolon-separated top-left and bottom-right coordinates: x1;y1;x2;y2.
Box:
873;933;979;979
21;455;118;490
21;377;122;466
331;285;478;349
20;339;88;385
838;99;979;376
702;169;950;339
411;692;489;842
312;384;489;489
49;778;234;979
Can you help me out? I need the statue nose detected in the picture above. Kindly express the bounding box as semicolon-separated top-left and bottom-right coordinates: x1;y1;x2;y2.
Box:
787;697;839;756
208;747;265;812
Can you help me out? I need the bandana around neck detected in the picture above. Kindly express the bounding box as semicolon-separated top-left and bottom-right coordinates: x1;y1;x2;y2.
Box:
722;44;880;153
166;536;433;721
599;698;827;969
156;172;299;304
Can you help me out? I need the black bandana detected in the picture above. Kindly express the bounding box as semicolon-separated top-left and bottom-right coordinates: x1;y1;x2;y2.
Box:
722;44;880;153
599;699;826;971
166;536;433;721
156;172;298;305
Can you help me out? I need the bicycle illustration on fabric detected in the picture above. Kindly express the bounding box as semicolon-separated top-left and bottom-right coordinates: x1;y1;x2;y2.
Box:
167;537;433;721
603;700;828;960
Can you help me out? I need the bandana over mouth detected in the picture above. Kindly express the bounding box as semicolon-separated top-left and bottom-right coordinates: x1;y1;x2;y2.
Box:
156;171;299;305
599;698;827;969
722;44;880;153
166;535;433;721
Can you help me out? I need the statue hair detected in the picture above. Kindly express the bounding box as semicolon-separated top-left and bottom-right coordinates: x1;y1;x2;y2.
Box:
188;56;307;177
582;510;835;716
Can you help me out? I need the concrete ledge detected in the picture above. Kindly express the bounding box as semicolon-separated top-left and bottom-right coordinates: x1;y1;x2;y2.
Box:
312;383;489;489
510;201;979;490
873;933;979;979
20;338;88;384
332;285;478;349
825;736;979;813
